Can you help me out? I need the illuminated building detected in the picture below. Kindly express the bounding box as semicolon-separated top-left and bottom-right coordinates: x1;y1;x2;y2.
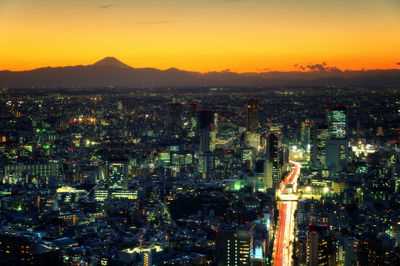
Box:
110;189;138;199
306;224;329;266
265;133;279;183
120;244;164;265
216;224;254;266
326;106;347;139
311;125;330;168
94;189;109;201
244;98;261;149
198;110;215;176
189;102;198;137
263;160;273;190
325;139;349;173
3;160;60;185
58;213;78;226
300;120;313;148
343;236;359;266
244;133;260;150
106;160;128;189
159;152;171;166
246;98;260;133
0;234;35;264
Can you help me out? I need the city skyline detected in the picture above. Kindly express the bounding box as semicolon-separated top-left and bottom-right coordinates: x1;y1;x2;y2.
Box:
1;1;400;265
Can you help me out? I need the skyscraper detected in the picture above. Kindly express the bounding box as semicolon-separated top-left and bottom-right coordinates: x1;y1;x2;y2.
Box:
306;224;329;266
198;110;214;152
189;102;198;137
264;160;273;190
198;110;214;176
300;119;313;148
246;98;260;133
326;106;347;139
167;102;182;137
311;125;330;168
216;224;254;266
343;236;359;266
265;133;279;183
325;139;349;173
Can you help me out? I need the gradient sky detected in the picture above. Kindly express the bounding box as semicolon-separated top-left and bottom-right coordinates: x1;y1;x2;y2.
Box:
0;0;399;72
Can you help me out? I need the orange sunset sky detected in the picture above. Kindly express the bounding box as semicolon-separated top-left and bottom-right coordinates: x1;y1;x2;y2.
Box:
0;0;399;73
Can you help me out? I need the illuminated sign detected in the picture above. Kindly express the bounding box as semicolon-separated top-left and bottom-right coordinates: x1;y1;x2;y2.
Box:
254;247;263;259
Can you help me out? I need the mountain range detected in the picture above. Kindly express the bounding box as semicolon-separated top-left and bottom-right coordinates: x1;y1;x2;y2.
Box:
1;57;399;88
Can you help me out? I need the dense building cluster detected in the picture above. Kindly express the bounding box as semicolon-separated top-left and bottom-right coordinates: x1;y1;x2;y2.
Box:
0;86;399;265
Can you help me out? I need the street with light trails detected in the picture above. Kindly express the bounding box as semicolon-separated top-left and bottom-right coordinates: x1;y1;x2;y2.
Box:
273;161;301;266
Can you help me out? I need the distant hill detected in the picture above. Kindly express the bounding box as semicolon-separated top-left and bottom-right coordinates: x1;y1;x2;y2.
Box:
0;57;399;88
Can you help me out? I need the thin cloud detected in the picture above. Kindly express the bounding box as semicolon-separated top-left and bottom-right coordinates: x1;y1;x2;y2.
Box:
98;4;114;9
294;64;306;71
135;20;173;25
397;62;400;65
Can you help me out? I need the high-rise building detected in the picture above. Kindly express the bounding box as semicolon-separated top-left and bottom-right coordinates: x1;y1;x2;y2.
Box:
311;125;330;168
106;160;128;189
325;139;349;173
300;119;313;148
246;98;260;133
326;106;347;139
198;110;215;176
198;110;214;152
216;224;254;266
189;102;198;137
167;102;182;137
306;224;329;266
343;236;359;266
264;160;273;190
265;133;279;183
67;119;77;183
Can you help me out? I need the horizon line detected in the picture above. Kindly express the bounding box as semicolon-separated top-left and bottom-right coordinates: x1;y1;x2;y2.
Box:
1;57;400;74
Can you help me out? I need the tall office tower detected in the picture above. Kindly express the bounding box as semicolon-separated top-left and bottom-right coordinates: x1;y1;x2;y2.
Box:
326;106;347;139
210;112;219;151
198;110;214;152
343;236;359;266
391;156;400;194
189;102;198;137
66;119;77;183
190;102;198;117
116;100;123;113
306;224;329;266
245;98;261;149
167;102;182;137
325;139;349;173
310;125;330;168
264;160;273;190
246;98;260;133
300;119;313;148
216;224;254;266
198;110;214;176
295;232;308;265
106;160;128;189
265;133;279;183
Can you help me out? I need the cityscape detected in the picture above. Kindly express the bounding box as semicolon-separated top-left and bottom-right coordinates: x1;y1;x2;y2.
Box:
1;0;400;265
0;86;400;265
